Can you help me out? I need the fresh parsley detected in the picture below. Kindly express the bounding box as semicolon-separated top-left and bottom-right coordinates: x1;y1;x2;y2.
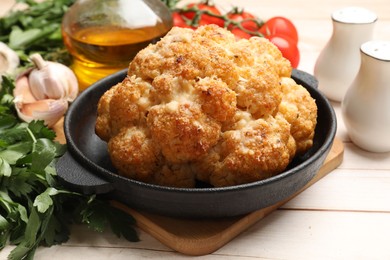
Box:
0;77;139;260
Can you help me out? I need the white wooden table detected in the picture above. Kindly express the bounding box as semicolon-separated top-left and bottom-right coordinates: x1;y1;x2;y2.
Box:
1;0;390;259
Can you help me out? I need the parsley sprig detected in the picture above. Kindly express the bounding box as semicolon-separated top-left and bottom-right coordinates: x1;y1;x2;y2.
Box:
0;77;139;260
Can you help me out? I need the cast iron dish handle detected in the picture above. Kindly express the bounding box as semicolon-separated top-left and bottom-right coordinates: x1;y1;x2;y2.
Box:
56;151;114;195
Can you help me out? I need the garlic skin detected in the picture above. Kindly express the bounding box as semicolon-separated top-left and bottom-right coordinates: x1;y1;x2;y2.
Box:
14;75;36;103
13;54;78;127
0;42;20;83
15;98;69;127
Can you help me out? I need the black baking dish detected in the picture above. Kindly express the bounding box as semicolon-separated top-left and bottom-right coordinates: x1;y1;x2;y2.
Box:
56;69;336;218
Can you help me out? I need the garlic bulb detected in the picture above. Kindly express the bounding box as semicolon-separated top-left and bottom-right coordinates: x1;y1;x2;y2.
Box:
13;54;79;127
0;42;20;83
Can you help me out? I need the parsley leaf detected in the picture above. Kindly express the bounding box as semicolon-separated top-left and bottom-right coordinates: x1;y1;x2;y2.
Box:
76;196;139;242
0;158;12;176
28;121;56;140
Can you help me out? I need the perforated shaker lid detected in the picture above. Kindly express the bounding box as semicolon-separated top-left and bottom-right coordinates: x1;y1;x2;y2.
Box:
361;41;390;61
332;7;377;24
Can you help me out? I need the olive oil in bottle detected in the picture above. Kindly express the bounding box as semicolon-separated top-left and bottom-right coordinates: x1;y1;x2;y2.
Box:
62;0;172;91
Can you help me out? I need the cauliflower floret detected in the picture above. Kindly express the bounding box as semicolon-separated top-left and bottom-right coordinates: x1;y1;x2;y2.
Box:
193;112;296;187
147;102;221;164
108;126;196;188
108;126;159;183
230;37;291;118
95;25;317;188
278;77;317;154
128;26;240;87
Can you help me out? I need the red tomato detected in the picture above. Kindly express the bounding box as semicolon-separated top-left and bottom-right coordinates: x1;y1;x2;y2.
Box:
267;35;300;68
172;12;194;29
182;2;224;27
227;10;260;32
259;17;298;44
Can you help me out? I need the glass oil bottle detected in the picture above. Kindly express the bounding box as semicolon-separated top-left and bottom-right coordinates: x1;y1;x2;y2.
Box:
62;0;172;91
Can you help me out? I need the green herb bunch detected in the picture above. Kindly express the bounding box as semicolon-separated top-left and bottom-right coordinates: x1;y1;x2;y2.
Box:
0;77;139;260
0;0;77;66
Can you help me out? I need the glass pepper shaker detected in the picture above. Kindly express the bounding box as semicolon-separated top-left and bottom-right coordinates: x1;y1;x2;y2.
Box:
62;0;173;91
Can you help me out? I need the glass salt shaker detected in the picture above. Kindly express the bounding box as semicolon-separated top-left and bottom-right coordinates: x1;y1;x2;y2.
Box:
62;0;173;91
314;7;377;102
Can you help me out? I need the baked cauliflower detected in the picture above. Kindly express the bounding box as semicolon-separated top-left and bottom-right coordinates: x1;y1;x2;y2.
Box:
95;25;317;188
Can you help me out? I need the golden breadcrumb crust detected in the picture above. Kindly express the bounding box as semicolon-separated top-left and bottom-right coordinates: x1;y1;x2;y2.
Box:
95;25;317;188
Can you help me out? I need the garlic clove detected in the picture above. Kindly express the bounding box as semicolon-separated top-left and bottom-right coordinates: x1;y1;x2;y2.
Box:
13;74;37;104
15;98;68;127
28;54;65;100
46;61;78;102
28;54;78;101
28;65;65;100
61;63;79;102
0;42;20;76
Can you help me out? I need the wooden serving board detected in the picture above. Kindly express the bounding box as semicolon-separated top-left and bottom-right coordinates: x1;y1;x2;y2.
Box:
112;138;344;256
